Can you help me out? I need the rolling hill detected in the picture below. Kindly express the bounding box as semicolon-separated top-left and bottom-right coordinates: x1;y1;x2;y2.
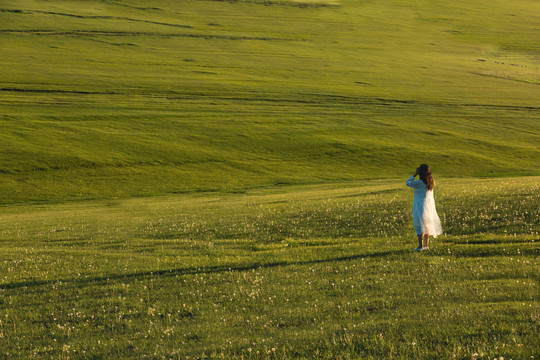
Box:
1;0;539;204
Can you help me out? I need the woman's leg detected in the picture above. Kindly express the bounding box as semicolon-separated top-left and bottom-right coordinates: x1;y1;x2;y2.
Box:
423;234;430;248
417;234;423;249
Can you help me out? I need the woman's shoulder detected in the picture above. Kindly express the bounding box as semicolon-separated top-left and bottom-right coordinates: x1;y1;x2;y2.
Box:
406;177;427;189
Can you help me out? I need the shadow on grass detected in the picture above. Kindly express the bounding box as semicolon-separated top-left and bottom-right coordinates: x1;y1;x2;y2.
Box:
448;239;534;245
1;249;408;290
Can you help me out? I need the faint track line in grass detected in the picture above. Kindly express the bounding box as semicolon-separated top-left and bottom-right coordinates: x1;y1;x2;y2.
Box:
108;1;163;11
2;86;538;111
0;29;296;41
196;0;340;8
473;72;540;86
0;8;193;29
77;36;137;47
0;87;119;95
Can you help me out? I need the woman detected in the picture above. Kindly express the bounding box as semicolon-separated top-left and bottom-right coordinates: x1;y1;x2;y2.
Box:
406;164;442;251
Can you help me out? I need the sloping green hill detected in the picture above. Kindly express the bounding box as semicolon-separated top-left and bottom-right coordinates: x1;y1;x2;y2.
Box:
1;0;539;203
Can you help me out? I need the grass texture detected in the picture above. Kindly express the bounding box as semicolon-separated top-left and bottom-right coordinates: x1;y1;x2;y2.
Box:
0;0;539;203
0;176;538;359
0;0;539;358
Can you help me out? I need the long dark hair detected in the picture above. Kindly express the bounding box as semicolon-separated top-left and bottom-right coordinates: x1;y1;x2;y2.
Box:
418;164;434;190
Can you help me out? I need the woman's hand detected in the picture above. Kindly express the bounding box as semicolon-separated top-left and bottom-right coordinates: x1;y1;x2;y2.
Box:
414;167;419;177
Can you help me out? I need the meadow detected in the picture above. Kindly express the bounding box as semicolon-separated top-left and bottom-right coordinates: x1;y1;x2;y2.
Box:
1;0;539;358
0;0;539;204
0;177;538;359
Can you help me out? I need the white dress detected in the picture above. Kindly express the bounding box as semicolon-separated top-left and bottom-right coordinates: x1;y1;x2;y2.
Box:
406;176;443;237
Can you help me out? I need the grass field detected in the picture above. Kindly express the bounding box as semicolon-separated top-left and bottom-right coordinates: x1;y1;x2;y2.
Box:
1;177;538;358
1;0;539;358
1;0;539;203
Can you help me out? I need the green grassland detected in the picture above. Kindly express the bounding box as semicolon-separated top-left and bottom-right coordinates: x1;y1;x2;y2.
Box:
1;0;539;203
0;177;538;358
1;0;539;359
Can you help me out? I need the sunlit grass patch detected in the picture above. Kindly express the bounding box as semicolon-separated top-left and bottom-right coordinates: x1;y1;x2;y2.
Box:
0;177;538;358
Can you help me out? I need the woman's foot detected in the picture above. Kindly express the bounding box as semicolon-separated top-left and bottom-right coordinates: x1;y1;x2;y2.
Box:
413;247;423;251
421;246;429;251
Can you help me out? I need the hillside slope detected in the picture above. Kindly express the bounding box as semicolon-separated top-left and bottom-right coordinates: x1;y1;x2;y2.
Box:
1;0;539;203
